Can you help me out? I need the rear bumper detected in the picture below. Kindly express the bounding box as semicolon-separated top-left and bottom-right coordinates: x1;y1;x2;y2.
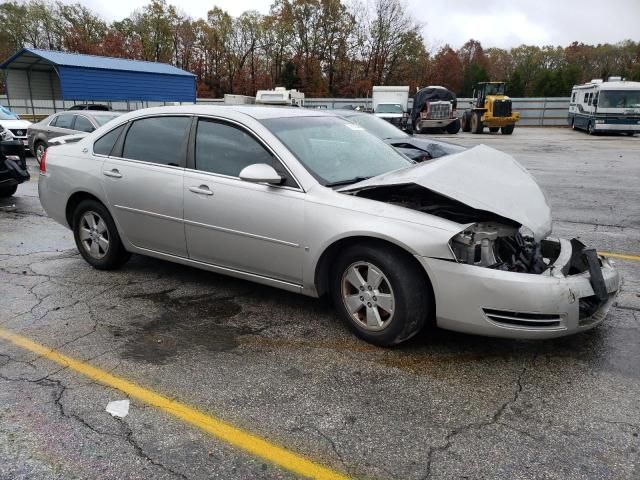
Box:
482;114;520;126
418;239;620;339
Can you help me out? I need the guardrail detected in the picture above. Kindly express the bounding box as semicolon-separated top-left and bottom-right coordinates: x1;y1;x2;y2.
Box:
0;95;570;127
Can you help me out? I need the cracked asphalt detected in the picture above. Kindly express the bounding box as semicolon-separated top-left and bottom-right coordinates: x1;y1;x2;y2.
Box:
1;127;639;479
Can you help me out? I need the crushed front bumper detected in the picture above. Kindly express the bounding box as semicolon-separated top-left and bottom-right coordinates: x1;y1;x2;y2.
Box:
419;238;621;339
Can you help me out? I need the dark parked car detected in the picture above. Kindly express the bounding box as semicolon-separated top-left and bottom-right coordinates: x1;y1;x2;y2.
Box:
67;104;111;111
339;110;465;162
28;111;121;163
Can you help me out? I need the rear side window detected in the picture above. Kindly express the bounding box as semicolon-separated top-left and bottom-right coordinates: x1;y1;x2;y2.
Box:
75;116;95;133
122;116;190;166
55;114;75;129
195;120;275;177
94;124;125;156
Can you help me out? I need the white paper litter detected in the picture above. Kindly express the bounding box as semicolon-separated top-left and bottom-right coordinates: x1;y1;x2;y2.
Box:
105;399;130;418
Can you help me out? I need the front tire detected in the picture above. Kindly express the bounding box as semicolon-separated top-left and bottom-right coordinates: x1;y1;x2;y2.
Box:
0;185;18;197
587;121;595;135
471;112;483;134
461;112;471;132
446;119;461;134
489;127;499;133
72;199;130;270
331;244;430;346
501;124;515;135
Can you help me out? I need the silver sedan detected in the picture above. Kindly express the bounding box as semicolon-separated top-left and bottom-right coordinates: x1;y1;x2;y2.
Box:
38;106;620;346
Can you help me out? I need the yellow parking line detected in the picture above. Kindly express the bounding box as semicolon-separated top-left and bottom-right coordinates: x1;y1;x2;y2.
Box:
0;327;350;480
599;251;640;261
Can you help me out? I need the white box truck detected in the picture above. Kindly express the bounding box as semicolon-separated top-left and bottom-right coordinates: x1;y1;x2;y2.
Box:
224;94;255;105
372;86;410;128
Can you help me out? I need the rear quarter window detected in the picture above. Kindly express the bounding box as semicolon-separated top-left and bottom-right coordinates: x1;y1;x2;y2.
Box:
93;124;126;156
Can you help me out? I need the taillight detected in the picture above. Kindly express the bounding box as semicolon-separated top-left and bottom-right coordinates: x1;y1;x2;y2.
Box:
39;149;47;173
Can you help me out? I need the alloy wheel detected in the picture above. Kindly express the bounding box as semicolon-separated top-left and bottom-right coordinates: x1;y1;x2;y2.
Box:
341;261;395;331
78;211;110;259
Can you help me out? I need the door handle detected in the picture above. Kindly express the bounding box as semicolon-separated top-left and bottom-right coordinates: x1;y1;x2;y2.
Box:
188;185;214;196
103;169;122;178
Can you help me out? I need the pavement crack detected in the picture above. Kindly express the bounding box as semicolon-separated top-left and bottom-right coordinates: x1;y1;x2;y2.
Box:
116;417;190;480
421;355;534;479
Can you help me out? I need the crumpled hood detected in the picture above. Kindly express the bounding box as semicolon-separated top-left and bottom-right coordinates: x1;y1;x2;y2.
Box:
341;144;552;239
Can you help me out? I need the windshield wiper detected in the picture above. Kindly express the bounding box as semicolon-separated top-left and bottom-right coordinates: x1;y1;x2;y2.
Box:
325;176;371;187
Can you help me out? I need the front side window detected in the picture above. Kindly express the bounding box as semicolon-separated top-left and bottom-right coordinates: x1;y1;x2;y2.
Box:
74;116;95;133
55;114;75;129
195;119;270;174
94;124;125;156
122;116;190;166
262;116;412;186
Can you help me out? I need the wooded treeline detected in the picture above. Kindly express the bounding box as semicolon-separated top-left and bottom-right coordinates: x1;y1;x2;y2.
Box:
1;0;639;98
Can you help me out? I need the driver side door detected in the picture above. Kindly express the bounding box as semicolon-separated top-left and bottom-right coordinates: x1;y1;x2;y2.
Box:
183;117;305;284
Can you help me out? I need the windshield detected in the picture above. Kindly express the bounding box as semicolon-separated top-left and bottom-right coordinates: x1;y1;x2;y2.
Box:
93;114;121;126
0;106;19;120
483;83;505;95
599;90;640;108
261;116;412;186
375;104;403;114
342;113;408;140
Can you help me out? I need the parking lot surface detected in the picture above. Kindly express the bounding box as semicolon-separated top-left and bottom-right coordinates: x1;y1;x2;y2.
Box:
1;127;639;479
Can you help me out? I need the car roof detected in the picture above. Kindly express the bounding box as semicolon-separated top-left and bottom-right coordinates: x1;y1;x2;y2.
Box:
110;105;337;121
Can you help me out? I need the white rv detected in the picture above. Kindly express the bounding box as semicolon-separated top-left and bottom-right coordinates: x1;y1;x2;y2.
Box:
372;86;410;127
568;77;640;135
255;87;305;107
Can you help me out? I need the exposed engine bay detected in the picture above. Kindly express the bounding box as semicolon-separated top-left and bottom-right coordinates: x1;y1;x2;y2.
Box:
354;184;593;276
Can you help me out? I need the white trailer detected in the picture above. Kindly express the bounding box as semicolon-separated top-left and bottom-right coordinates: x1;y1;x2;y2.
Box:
224;94;255;105
255;87;305;107
372;86;409;128
568;77;640;135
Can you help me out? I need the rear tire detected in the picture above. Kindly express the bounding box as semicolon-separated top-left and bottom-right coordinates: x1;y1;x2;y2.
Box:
72;199;130;270
501;124;515;135
461;112;471;132
446;119;461;134
471;112;483;134
0;185;18;197
331;244;430;346
489;127;499;133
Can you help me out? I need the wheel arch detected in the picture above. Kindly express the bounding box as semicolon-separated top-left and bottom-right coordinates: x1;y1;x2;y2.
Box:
65;191;105;228
313;236;436;321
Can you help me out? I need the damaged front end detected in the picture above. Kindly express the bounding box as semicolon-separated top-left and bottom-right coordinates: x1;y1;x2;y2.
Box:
349;182;619;337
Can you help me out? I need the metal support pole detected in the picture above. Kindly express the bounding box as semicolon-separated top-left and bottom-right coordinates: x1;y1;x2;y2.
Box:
26;70;36;118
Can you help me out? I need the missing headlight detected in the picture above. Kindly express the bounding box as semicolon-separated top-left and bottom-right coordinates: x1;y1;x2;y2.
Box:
451;223;548;273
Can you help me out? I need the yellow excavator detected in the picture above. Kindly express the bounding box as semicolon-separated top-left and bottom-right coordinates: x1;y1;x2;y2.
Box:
461;82;520;134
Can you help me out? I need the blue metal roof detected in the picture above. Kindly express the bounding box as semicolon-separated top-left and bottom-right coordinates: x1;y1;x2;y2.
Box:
0;48;196;102
0;48;194;77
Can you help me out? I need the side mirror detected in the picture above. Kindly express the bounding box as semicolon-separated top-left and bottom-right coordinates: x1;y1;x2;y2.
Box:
239;163;282;185
592;100;597;107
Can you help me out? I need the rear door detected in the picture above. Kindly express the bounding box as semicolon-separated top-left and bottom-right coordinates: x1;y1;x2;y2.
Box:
47;113;77;141
183;117;305;283
100;115;191;257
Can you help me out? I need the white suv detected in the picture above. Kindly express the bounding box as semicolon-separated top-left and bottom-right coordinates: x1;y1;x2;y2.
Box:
0;106;31;151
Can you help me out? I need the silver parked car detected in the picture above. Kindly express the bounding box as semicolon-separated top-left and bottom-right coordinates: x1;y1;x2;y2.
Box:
38;106;620;346
28;111;121;163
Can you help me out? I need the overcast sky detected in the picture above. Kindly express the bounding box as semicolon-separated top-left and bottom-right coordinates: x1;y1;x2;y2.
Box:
71;0;639;50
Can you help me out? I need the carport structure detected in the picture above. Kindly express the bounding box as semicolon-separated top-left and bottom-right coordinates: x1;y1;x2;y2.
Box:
0;48;196;115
